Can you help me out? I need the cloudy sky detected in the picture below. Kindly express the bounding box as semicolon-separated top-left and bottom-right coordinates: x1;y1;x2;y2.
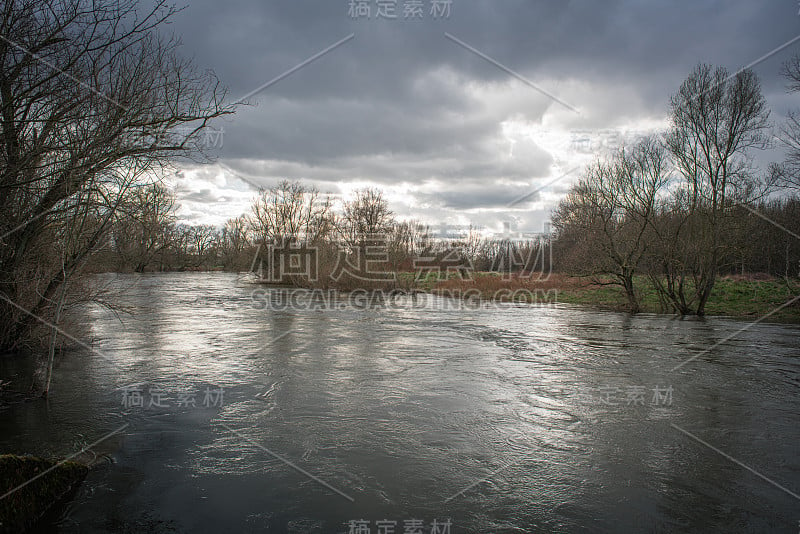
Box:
159;0;799;234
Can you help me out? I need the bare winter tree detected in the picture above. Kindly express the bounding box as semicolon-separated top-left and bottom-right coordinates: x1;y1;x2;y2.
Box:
249;180;334;246
112;183;177;272
771;53;800;191
219;215;251;270
0;0;233;353
185;224;219;268
656;64;770;315
552;137;669;312
339;188;395;249
386;220;432;274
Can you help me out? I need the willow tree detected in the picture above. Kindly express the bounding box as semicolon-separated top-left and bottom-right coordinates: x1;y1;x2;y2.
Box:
0;0;233;352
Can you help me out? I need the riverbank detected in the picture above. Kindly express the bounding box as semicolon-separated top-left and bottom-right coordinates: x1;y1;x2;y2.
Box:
251;271;800;321
425;272;800;322
0;454;89;532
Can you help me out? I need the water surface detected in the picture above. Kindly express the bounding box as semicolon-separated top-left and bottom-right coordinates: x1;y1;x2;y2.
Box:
1;272;798;533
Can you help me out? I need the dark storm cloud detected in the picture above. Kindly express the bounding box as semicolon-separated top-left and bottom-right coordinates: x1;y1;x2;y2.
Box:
150;0;799;222
169;1;798;102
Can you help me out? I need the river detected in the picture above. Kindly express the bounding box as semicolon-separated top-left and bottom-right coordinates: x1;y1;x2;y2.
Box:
1;272;798;533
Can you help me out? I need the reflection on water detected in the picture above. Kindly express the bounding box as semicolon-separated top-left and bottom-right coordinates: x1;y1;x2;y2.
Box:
0;272;798;533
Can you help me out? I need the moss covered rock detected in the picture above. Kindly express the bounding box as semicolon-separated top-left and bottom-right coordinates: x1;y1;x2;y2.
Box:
0;454;88;533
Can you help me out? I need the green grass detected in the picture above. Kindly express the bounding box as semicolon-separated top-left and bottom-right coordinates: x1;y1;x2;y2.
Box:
555;276;800;321
306;269;800;321
704;278;800;319
413;271;800;321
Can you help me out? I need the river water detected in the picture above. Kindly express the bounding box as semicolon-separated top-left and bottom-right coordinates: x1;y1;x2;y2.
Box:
1;272;798;533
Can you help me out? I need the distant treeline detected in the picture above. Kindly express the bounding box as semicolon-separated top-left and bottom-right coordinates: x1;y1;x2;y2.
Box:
89;181;553;286
93;179;800;293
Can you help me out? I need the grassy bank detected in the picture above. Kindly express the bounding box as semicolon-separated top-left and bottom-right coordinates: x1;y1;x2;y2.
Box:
254;271;800;321
427;272;800;322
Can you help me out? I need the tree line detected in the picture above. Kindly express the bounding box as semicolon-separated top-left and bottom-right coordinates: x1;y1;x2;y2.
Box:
95;180;552;288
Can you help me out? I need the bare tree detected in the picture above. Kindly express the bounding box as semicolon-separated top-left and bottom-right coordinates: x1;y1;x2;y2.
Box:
186;224;219;268
771;53;800;190
249;180;333;246
657;64;770;315
0;0;232;352
386;219;432;274
112;183;177;272
223;215;250;253
553;137;669;312
339;188;395;249
219;215;251;270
